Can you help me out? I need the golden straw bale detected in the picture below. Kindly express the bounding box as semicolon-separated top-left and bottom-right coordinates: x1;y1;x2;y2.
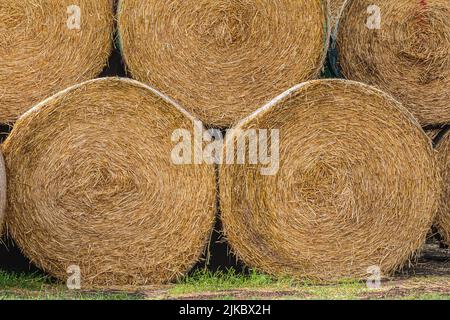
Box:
0;0;113;123
2;78;216;287
220;79;440;281
117;0;329;127
336;0;450;126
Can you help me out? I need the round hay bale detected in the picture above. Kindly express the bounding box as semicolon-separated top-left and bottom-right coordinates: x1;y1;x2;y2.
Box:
0;0;113;123
335;0;450;126
220;79;440;281
436;129;450;246
2;78;216;287
0;152;6;237
117;0;330;127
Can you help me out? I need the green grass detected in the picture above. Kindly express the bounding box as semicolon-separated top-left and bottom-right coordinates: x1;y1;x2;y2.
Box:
170;269;375;300
301;281;370;300
0;291;140;300
0;271;142;300
0;271;52;290
170;268;295;295
0;269;449;300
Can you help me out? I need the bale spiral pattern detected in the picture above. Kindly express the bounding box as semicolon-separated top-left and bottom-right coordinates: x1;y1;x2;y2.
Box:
336;0;450;126
220;79;440;281
118;0;329;127
436;130;450;245
2;78;216;287
0;0;113;123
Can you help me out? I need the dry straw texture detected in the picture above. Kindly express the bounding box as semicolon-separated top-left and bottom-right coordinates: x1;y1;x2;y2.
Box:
220;79;440;281
329;0;346;27
436;130;450;246
0;0;113;123
117;0;329;127
0;152;6;237
2;78;216;287
336;0;450;126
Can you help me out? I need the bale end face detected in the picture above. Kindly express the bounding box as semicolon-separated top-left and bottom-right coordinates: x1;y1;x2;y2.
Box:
336;0;450;126
0;0;113;123
2;78;216;287
117;0;330;127
220;79;441;281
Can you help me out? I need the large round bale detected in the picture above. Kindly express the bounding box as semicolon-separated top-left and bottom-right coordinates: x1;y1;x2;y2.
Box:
335;0;450;126
2;78;216;287
436;129;450;246
220;79;440;281
117;0;329;127
0;0;113;123
0;152;6;236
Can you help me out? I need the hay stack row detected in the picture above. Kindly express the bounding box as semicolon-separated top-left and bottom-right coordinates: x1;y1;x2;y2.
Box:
0;77;446;286
2;0;448;127
0;0;448;287
0;0;330;127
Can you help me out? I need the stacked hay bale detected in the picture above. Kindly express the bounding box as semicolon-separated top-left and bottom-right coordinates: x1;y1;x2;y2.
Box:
117;0;329;127
335;0;450;126
2;78;216;287
0;0;113;123
436;129;450;246
220;79;440;281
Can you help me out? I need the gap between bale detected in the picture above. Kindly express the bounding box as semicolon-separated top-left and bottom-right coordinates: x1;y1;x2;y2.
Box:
2;77;217;288
117;0;330;127
219;79;441;282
